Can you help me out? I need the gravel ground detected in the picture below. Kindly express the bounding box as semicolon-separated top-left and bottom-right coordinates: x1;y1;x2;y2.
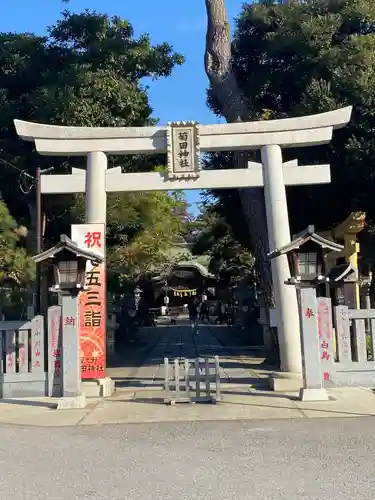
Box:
1;417;374;500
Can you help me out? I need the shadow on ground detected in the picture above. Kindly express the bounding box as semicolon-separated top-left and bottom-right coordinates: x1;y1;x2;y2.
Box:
0;399;57;409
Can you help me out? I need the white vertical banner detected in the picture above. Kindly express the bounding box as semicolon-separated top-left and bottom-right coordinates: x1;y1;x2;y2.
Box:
71;223;105;259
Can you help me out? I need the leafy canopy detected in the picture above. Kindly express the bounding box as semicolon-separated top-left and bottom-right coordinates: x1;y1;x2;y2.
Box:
107;191;190;287
0;200;35;286
208;0;375;234
0;10;183;236
192;201;255;285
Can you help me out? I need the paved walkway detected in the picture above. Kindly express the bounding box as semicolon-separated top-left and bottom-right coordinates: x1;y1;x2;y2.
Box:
107;321;273;391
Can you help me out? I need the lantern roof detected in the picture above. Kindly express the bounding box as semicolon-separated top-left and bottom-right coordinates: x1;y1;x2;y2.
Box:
326;262;358;282
268;225;344;259
33;234;104;264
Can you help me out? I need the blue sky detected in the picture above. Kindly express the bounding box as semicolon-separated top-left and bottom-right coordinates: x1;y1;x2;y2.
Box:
1;0;245;214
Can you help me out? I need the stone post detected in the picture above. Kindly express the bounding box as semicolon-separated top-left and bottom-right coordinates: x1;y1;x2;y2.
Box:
57;292;87;409
296;286;329;401
261;144;302;375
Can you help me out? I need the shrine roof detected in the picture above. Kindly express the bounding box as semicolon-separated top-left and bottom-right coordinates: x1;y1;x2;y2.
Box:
174;261;215;278
268;225;344;259
152;261;215;282
33;234;104;264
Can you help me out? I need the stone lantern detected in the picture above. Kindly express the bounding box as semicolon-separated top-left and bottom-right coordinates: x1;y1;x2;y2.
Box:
268;225;344;286
268;225;344;402
33;234;103;409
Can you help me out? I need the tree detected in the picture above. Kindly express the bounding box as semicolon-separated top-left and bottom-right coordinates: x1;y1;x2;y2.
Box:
204;0;274;312
0;200;35;317
0;10;183;249
204;0;375;314
0;200;35;286
203;152;255;250
106;191;190;288
192;201;255;285
230;0;375;231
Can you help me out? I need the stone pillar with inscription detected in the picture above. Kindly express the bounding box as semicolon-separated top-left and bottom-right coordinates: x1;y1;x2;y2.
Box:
47;305;62;397
57;292;87;409
296;285;330;401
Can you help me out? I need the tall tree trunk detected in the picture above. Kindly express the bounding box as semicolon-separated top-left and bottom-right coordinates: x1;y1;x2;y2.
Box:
204;0;275;330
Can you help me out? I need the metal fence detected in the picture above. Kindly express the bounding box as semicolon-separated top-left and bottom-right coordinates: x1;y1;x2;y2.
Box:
164;356;221;404
0;316;46;398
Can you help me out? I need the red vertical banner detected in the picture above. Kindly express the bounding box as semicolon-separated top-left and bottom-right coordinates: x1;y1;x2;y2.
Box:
79;263;106;379
71;224;106;379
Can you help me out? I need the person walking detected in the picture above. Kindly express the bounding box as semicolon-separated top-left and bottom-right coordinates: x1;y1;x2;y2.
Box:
199;300;210;324
188;296;200;335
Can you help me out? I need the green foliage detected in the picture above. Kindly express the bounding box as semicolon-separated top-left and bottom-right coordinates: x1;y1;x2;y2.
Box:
106;191;189;286
206;233;256;285
192;202;255;285
203;152;254;250
0;10;183;236
0;9;185;293
0;200;35;286
209;0;375;234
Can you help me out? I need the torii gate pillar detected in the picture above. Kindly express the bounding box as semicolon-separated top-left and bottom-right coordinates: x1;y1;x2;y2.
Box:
262;145;300;374
86;151;107;225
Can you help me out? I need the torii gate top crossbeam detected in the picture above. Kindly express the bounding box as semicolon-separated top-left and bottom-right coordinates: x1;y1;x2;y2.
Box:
14;107;352;156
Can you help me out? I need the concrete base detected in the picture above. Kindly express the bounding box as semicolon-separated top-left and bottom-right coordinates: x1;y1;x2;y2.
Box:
57;394;87;410
81;377;115;398
268;371;303;392
299;388;330;402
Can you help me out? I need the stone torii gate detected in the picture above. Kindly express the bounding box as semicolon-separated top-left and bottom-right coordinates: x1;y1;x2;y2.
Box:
14;106;352;382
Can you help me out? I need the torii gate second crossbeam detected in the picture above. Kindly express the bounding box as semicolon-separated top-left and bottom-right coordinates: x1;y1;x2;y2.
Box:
41;160;331;194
